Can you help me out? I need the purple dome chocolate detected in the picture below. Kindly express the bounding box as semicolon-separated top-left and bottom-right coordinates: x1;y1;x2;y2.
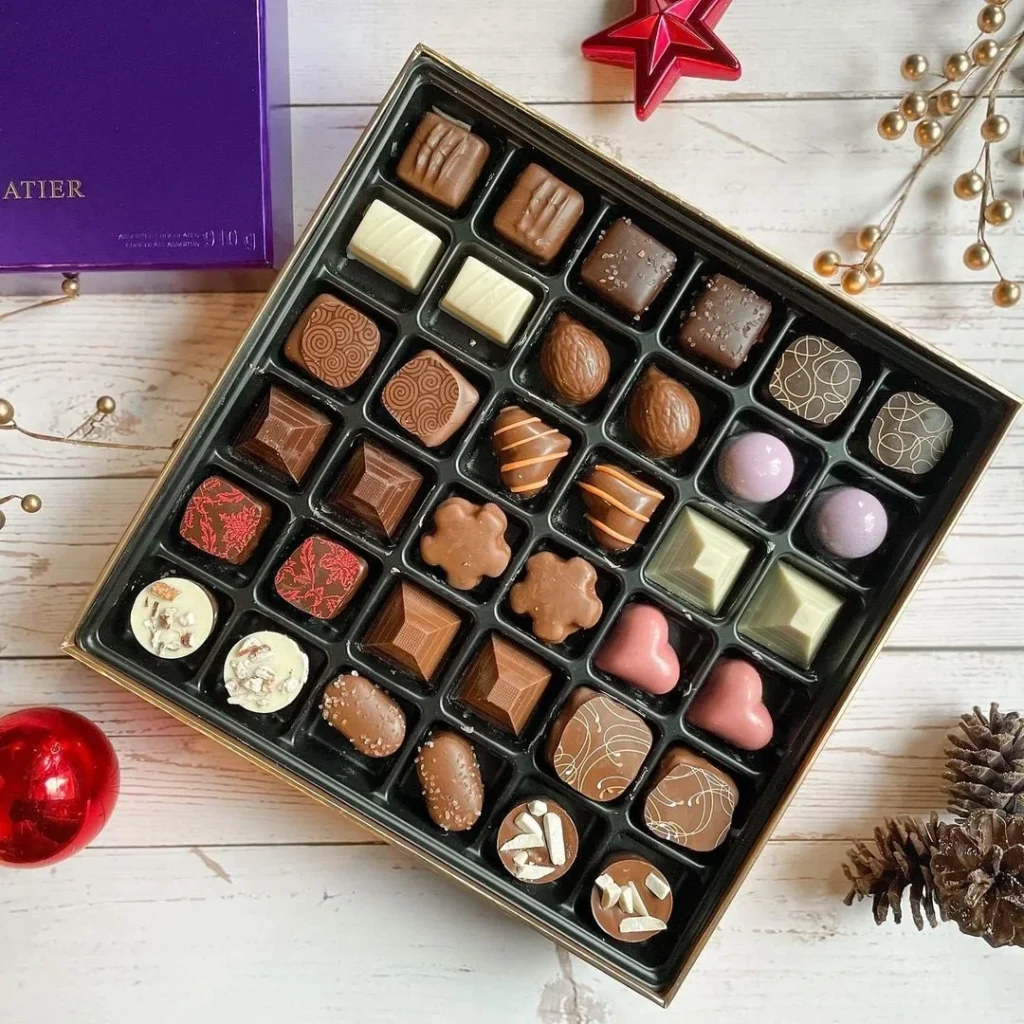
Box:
716;432;794;503
810;486;888;559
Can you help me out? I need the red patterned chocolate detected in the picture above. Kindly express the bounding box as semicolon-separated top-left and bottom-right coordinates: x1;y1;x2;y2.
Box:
179;475;271;565
274;535;369;620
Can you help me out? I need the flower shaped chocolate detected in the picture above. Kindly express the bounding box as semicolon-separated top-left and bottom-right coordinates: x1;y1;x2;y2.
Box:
420;497;511;591
510;551;603;643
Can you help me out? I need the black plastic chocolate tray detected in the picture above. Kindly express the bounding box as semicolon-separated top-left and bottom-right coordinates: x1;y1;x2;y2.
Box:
68;48;1019;1004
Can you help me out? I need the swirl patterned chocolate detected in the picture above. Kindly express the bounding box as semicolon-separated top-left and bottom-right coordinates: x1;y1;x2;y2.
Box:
768;335;862;426
284;295;381;390
382;349;480;448
868;391;954;476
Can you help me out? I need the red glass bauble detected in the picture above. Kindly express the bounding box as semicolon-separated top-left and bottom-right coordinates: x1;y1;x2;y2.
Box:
0;707;120;868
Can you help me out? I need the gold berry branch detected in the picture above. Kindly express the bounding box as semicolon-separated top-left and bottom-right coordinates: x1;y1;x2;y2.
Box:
814;0;1024;308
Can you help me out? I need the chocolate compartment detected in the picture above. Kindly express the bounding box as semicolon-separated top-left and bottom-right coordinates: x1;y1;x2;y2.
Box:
68;50;1020;1004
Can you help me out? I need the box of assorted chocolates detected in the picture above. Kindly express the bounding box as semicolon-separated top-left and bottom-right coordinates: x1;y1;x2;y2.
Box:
64;47;1020;1004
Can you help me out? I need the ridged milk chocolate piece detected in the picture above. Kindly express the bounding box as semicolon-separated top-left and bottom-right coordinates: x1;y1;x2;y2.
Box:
679;274;772;372
363;580;460;682
578;463;664;552
419;497;511;591
329;440;423;539
320;674;407;758
539;314;611;406
396;112;490;209
283;294;381;390
415;730;485;832
458;634;552;735
547;687;653;802
493;164;585;262
509;552;603;644
179;475;271;565
868;391;954;476
235;386;331;484
643;747;738;852
580;218;676;317
626;366;701;459
382;349;480;448
768;335;862;426
491;406;571;496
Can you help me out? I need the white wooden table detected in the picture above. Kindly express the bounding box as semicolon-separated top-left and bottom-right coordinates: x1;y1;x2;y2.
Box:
2;4;1023;1020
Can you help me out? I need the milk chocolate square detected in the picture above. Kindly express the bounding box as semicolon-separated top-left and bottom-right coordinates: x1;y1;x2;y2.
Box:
459;634;552;735
396;112;490;209
382;349;480;447
179;475;271;565
580;218;676;317
679;274;772;372
493;164;584;263
329;440;423;540
235;386;331;484
283;295;380;391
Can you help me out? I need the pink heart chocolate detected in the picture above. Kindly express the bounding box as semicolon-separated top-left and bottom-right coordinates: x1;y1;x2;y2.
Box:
594;604;680;695
686;659;773;751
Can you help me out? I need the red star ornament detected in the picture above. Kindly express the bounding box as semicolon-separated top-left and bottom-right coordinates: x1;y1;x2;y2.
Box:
582;0;741;121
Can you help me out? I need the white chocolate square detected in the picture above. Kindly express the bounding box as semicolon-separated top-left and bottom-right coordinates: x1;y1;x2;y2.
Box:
440;256;534;345
347;199;444;292
739;563;842;668
647;507;750;614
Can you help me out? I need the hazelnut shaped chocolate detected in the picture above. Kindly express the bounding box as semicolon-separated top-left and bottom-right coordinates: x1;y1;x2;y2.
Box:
493;164;585;263
497;799;579;884
415;730;484;832
539;314;611;407
283;294;380;391
491;406;571;497
396;112;490;210
626;366;701;459
509;552;603;644
320;674;407;758
547;687;653;802
419;497;512;591
679;274;772;372
578;464;664;553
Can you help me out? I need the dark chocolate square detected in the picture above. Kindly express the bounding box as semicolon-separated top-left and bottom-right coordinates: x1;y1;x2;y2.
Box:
329;440;423;539
274;534;369;620
283;295;381;390
235;387;331;484
868;391;954;476
580;218;676;317
396;112;490;209
179;475;271;565
493;163;585;263
768;335;862;426
679;274;773;372
458;634;552;735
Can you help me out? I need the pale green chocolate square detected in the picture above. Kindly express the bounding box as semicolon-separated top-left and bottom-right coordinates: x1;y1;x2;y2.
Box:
739;562;842;668
646;507;751;614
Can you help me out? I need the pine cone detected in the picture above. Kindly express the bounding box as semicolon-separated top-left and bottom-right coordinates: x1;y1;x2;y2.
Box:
843;814;944;929
945;704;1024;818
931;810;1024;948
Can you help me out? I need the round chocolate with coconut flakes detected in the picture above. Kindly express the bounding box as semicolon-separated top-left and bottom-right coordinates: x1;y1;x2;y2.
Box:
222;630;309;715
496;799;579;884
591;856;673;944
130;577;217;660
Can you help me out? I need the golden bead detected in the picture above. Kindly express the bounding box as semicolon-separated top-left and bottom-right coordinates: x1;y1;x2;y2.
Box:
982;114;1010;142
914;119;943;148
900;92;929;121
20;494;42;514
993;280;1021;307
901;54;929;81
842;268;869;295
936;90;963;116
944;53;972;80
813;250;842;278
865;261;885;287
0;399;13;425
954;171;985;200
978;3;1006;33
96;395;117;415
964;242;992;271
974;39;1000;66
855;226;882;253
878;110;907;141
61;275;80;298
985;199;1014;226
0;509;6;531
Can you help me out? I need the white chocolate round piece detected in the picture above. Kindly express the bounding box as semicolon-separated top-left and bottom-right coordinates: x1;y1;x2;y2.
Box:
130;577;218;660
223;631;309;714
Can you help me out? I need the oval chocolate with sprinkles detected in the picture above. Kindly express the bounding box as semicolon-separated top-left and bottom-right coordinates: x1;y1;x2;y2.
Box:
491;405;571;496
321;674;406;758
578;463;664;552
415;730;484;832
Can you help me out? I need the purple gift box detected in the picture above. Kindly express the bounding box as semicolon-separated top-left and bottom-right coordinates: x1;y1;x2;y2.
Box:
0;0;291;293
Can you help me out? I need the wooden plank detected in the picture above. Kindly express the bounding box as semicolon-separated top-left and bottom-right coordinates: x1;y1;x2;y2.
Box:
1;838;1017;1022
1;650;1021;848
1;464;1021;657
284;0;1024;106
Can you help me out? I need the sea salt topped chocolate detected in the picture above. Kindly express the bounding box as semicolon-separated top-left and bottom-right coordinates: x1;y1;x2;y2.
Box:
581;218;676;317
680;274;772;372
